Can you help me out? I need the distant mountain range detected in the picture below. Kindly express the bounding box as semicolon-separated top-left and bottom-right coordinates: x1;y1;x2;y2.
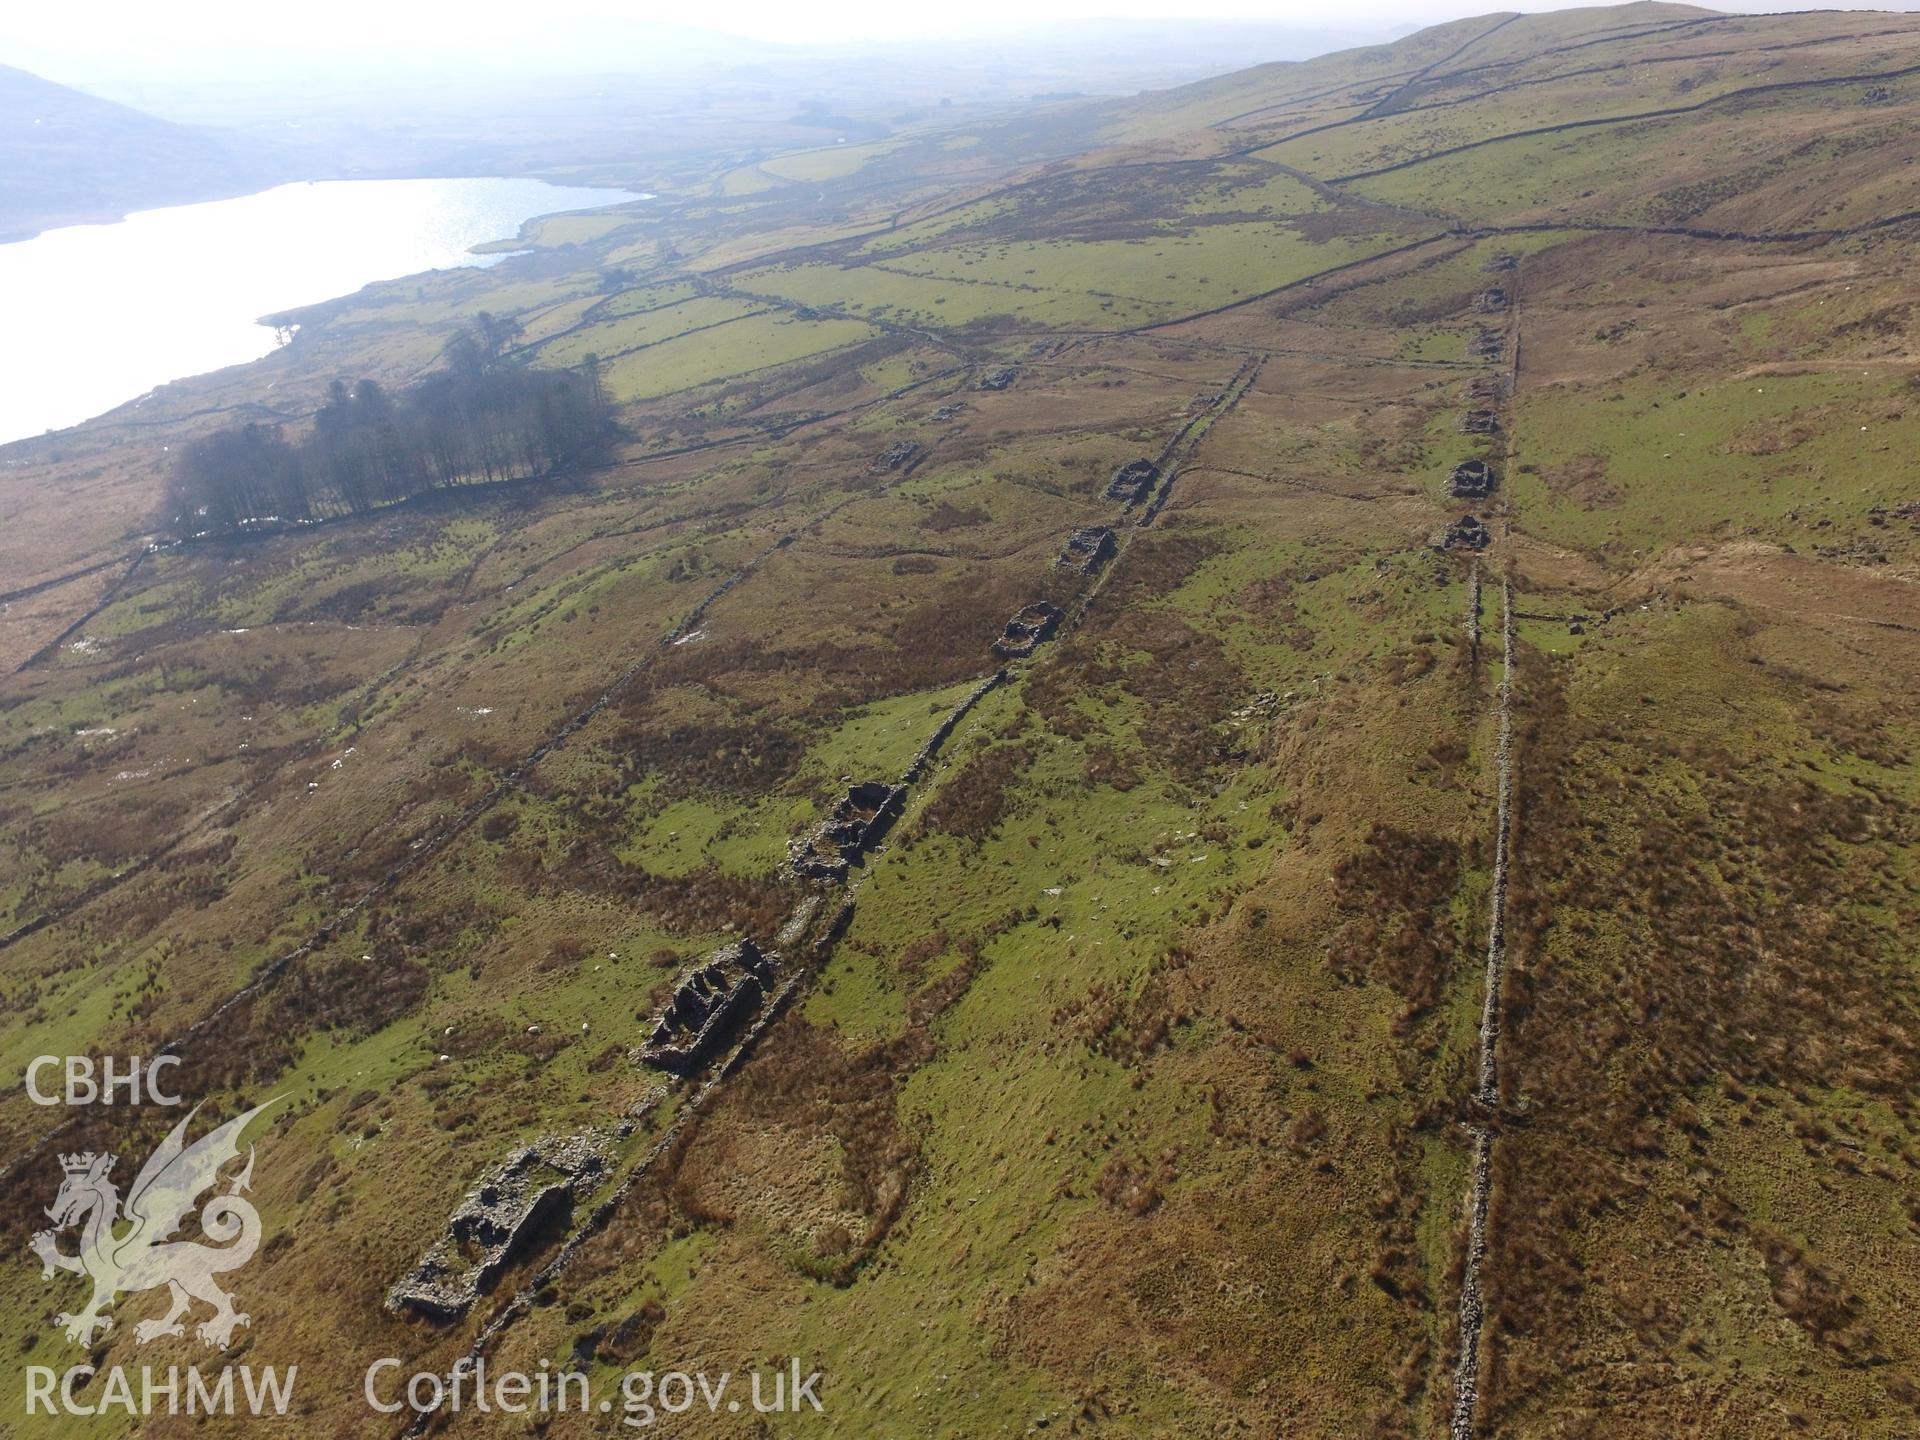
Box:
0;20;1396;244
0;64;291;241
8;20;1393;124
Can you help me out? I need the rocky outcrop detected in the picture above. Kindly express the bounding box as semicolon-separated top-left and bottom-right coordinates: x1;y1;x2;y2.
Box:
789;781;906;881
992;601;1063;659
1460;409;1500;435
1483;252;1517;272
1447;459;1497;498
872;440;922;473
1056;526;1116;575
1868;501;1920;526
976;366;1015;391
389;1134;608;1321
1105;459;1159;505
638;939;780;1075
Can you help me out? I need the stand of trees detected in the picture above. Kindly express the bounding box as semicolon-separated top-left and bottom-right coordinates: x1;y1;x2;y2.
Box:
167;319;613;536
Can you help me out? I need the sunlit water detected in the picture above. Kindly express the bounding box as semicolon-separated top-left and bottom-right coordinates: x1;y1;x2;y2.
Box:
0;178;644;445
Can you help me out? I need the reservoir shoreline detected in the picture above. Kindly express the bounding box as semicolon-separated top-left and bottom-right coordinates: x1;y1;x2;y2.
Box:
0;177;644;446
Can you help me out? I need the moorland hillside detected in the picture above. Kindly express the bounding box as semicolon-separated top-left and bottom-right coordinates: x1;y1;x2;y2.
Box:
2;6;1918;1435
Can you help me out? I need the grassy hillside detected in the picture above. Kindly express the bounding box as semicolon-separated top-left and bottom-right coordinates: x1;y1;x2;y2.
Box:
0;65;289;241
1;7;1918;1437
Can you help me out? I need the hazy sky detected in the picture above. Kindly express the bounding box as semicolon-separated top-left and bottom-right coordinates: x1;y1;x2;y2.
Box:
6;0;1919;50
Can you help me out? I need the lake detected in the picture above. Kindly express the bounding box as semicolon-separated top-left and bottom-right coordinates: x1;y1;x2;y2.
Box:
0;177;644;446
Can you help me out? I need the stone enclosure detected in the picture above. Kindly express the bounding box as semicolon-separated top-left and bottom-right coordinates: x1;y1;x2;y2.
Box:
638;938;781;1074
1057;525;1116;574
993;600;1063;659
1105;458;1160;505
388;1133;607;1321
788;781;907;881
872;440;922;473
1447;459;1498;498
1438;515;1493;551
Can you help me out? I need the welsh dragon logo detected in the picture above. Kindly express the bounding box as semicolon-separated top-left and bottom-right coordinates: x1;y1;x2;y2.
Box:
29;1099;277;1349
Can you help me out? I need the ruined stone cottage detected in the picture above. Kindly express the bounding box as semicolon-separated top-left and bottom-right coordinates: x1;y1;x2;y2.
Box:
638;938;781;1074
1056;525;1116;574
1447;459;1497;498
872;440;922;473
788;781;907;881
388;1133;607;1321
992;600;1063;659
1105;458;1160;505
1437;514;1493;551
